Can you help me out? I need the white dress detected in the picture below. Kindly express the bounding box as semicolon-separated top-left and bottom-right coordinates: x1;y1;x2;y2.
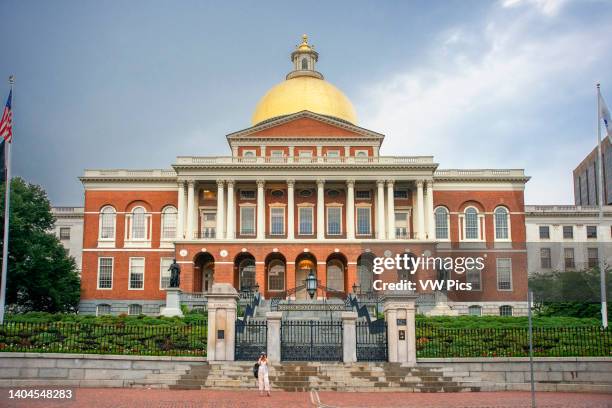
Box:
257;360;270;392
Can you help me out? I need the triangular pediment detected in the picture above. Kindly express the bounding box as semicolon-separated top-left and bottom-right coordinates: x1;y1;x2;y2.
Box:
226;111;384;140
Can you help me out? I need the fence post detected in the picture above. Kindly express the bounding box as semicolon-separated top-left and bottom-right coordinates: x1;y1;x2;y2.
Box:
266;311;282;363
341;311;357;363
382;291;418;366
206;283;239;361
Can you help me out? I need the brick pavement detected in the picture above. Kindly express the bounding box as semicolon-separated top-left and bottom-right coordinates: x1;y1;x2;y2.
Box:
1;388;611;408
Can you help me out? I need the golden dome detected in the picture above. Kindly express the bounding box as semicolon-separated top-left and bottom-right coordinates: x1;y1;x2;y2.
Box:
252;75;357;125
251;35;357;126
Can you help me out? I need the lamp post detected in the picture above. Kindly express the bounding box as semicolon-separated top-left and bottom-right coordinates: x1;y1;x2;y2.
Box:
306;271;317;299
352;282;359;294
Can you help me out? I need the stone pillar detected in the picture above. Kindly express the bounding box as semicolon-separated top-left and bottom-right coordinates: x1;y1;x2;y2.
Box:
416;180;425;240
346;180;355;240
160;288;183;317
177;181;186;239
382;292;418;366
317;179;325;239
226;180;235;239
287;179;295;240
256;179;265;240
206;283;239;361
386;179;395;239
426;180;435;240
266;311;282;363
376;180;386;240
216;180;225;239
341;311;357;363
186;180;195;239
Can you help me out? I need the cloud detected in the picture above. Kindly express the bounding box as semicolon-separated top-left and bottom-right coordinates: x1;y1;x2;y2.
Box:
501;0;568;16
357;3;612;204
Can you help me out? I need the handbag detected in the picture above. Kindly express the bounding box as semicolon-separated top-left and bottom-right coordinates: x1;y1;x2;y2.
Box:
253;362;259;378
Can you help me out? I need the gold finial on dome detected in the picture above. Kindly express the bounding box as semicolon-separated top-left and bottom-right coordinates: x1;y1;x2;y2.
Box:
297;34;311;51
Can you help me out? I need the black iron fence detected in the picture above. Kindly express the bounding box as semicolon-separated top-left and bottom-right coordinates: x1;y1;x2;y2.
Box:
281;320;343;361
235;318;267;360
416;323;611;358
356;319;387;361
0;322;207;356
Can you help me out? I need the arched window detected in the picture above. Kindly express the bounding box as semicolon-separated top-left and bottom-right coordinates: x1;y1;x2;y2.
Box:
161;206;177;239
464;207;479;240
494;207;509;240
326;259;345;292
268;259;285;291
99;206;116;239
301;57;308;70
128;304;142;315
468;305;482;316
239;258;256;291
434;207;449;239
131;207;147;240
96;304;111;316
499;305;513;316
357;253;375;293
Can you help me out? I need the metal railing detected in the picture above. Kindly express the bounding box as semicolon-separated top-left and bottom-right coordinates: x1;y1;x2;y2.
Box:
416;323;611;357
175;155;435;166
0;322;207;356
194;228;216;239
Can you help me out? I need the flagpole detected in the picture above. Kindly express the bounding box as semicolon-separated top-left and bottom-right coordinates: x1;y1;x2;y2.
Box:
0;75;14;325
596;83;608;328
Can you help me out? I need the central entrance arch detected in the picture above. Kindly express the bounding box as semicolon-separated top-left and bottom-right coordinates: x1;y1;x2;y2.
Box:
194;252;214;293
295;252;317;299
234;252;256;291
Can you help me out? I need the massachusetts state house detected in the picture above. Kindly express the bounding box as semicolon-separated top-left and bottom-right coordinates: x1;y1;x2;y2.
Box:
79;36;529;317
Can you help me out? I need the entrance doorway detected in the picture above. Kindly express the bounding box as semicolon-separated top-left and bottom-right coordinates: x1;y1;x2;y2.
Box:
194;252;215;293
295;253;317;299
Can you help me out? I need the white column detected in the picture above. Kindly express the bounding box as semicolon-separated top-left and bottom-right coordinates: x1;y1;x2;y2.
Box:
287;179;295;240
317;179;325;239
376;180;386;240
186;180;195;239
256;179;265;240
416;180;425;240
177;181;186;239
261;146;266;157
387;179;395;239
346;180;355;239
226;180;235;239
216;180;225;239
426;180;435;240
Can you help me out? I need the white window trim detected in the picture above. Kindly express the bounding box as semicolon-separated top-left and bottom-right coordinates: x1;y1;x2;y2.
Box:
242;149;256;157
267;260;286;292
460;206;484;242
124;207;152;248
199;209;217;239
97;257;114;290
298;205;314;236
128;257;145;291
496;258;513;291
562;225;574;240
468;305;482;316
298;150;313;157
160;206;178;242
539;225;551;240
326;150;341;157
354;149;369;157
326;205;343;236
96;304;111;316
159;257;173;290
269;205;286;236
355;204;372;236
493;206;511;242
128;304;142;316
270;149;284;157
98;206;116;248
239;204;256;236
434;206;450;241
466;267;482;291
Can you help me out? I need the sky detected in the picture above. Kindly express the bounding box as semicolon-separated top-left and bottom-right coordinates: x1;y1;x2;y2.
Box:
0;0;611;206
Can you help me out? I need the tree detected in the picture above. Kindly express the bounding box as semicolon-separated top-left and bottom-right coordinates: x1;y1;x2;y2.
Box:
0;177;80;312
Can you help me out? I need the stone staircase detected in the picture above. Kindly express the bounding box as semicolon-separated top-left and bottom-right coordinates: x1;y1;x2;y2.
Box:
165;362;482;392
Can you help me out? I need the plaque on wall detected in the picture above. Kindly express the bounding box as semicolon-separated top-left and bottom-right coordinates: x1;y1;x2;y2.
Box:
396;319;407;326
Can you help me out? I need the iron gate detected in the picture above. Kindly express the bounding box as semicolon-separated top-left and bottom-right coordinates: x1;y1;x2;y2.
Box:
235;318;267;360
281;320;343;361
356;319;388;361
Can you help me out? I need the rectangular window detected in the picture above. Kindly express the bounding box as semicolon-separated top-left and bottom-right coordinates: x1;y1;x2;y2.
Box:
326;150;340;157
588;247;599;268
435;209;449;240
395;211;409;239
59;227;71;240
539;226;550;239
201;211;216;238
160;258;173;289
564;248;575;269
240;207;256;235
327;207;342;235
298;207;313;235
240;190;256;200
97;257;113;289
356;207;371;235
563;226;574;239
270;207;285;236
129;258;145;289
270;150;284;157
540;248;551;269
496;258;512;291
298;150;312;157
587;225;598;239
465;212;479;240
393;190;409;199
466;267;482;291
355;190;371;200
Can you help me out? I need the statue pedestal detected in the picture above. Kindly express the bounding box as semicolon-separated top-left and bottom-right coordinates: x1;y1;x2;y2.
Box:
160;288;183;317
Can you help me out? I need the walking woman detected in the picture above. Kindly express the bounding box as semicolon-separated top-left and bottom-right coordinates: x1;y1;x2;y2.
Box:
257;352;271;396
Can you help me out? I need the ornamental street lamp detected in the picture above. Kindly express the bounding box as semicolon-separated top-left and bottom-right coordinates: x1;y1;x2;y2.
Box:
252;282;260;293
352;282;359;294
306;271;317;299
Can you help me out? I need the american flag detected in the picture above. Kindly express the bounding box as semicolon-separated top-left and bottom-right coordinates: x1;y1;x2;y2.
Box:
0;90;13;143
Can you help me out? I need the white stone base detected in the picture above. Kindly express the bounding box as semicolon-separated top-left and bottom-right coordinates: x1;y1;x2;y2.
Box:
160;288;183;317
